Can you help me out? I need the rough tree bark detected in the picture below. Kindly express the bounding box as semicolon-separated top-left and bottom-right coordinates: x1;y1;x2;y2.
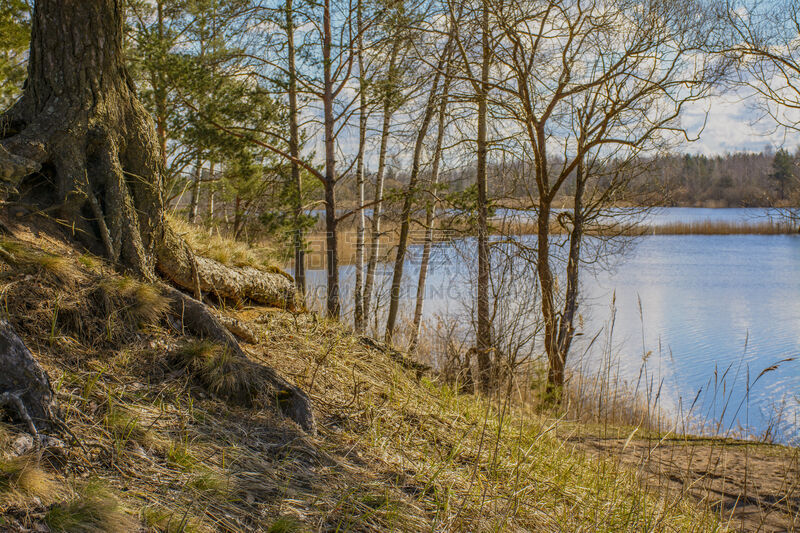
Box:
0;0;312;430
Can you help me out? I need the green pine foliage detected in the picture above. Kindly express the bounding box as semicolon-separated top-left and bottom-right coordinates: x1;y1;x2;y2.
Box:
125;0;313;246
0;0;29;109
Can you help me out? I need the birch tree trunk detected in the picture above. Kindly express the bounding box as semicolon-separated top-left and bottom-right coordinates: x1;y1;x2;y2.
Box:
409;73;450;352
362;43;401;325
353;1;368;332
384;45;451;344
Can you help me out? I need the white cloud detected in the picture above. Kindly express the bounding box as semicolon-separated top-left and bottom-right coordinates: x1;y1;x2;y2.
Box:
681;87;800;154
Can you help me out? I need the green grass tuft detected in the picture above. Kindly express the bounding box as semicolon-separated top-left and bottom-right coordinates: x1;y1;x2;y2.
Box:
99;276;169;326
0;455;56;502
268;516;303;533
174;341;261;404
45;480;137;533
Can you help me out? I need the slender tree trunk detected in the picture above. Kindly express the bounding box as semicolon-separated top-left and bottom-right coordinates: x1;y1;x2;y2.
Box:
475;4;492;392
409;74;450;352
154;0;168;171
286;0;305;296
353;1;367;332
536;193;561;397
233;195;242;239
385;47;450;344
188;159;201;222
207;162;216;224
322;0;340;318
363;45;401;325
555;159;585;368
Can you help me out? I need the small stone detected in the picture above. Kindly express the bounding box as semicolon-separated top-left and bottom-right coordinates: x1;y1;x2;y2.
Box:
10;433;34;456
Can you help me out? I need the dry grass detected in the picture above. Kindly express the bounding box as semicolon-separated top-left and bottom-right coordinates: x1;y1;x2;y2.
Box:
0;238;80;282
172;340;261;405
0;217;792;532
0;455;57;505
99;277;170;325
0;236;168;352
169;215;279;270
44;480;138;533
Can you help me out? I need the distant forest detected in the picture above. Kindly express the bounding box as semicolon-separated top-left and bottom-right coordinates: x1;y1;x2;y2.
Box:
339;148;799;210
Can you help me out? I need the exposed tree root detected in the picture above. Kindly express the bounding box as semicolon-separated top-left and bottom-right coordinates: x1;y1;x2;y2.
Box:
0;391;41;445
157;231;297;308
162;285;315;433
0;320;57;437
0;144;42;184
218;316;261;344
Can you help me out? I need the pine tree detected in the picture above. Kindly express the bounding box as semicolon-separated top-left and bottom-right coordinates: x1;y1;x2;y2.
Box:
771;148;795;200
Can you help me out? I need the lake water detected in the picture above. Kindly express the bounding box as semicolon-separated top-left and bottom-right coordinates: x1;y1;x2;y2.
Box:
301;208;800;443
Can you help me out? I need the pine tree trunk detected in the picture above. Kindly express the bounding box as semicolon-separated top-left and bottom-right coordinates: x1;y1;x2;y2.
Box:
286;0;306;297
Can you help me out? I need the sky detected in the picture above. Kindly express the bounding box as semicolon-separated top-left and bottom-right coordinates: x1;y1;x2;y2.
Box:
684;86;800;155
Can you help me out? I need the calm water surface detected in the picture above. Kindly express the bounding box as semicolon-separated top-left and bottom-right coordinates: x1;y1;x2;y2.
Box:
302;208;800;441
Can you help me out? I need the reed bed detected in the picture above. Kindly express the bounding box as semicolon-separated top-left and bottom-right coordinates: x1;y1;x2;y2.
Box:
645;219;796;235
495;217;798;237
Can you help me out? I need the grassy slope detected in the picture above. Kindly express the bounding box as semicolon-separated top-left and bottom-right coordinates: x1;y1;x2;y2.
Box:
0;220;733;532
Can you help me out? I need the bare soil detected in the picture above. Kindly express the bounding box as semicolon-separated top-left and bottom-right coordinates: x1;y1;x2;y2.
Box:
571;435;800;532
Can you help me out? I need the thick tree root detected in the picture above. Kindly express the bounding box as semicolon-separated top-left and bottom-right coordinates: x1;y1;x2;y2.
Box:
157;232;297;309
0;321;57;436
0;145;42;185
218;316;261;344
0;391;41;445
162;285;315;433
